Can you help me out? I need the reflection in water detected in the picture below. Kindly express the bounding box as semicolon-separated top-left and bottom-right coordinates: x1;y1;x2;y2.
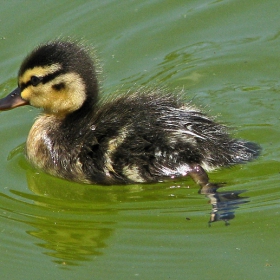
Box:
27;220;112;266
20;170;117;267
205;190;248;226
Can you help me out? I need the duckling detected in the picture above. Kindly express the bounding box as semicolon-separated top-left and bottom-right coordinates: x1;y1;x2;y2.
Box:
0;41;260;191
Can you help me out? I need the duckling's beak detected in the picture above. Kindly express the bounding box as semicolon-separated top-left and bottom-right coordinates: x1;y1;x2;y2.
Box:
0;87;29;111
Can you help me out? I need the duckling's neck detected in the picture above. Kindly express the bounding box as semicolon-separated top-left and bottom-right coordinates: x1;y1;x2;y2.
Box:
63;96;96;127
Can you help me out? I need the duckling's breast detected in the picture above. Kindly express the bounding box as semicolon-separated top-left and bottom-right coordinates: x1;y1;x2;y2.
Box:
26;115;90;183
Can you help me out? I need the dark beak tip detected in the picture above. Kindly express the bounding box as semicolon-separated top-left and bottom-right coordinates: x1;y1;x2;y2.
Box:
0;87;28;111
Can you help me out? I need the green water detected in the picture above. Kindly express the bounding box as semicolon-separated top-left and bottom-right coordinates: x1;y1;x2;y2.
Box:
0;1;279;279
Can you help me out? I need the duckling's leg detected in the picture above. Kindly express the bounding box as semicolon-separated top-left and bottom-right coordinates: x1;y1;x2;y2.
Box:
188;164;223;194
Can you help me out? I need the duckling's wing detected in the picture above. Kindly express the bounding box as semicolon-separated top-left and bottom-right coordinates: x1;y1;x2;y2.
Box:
160;107;260;170
81;92;260;184
112;105;259;182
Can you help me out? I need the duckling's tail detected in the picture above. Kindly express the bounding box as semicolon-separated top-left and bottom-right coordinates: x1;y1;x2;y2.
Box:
229;139;261;164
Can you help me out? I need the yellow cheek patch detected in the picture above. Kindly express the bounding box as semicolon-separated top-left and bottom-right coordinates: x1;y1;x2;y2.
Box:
20;71;87;115
21;87;33;101
19;63;61;84
46;72;87;114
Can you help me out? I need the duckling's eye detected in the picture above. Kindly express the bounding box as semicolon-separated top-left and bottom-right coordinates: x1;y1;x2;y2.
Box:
30;76;42;87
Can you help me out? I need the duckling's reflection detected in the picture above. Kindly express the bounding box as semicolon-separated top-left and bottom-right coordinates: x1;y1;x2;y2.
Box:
19;163;249;266
204;190;248;226
23;169;116;266
27;219;112;265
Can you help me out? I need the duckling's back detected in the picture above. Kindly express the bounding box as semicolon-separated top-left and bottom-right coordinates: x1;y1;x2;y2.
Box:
75;90;260;185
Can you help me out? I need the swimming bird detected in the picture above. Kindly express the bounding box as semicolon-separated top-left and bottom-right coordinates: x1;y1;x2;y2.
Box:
0;41;260;192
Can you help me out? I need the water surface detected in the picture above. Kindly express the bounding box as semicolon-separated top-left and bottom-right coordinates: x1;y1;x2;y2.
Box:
0;1;279;279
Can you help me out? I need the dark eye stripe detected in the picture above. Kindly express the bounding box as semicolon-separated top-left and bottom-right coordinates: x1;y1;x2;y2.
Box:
20;69;64;90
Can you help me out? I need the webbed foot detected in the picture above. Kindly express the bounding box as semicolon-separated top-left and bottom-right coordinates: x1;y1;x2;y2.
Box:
188;164;225;194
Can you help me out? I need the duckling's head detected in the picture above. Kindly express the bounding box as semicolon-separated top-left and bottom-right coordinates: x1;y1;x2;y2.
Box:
0;41;99;116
